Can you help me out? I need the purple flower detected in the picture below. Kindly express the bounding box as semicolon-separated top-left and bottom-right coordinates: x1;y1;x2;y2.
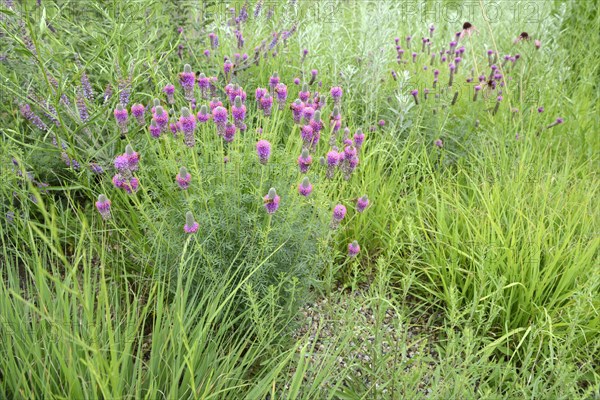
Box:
291;99;304;124
300;125;314;147
232;96;247;123
197;105;211;122
170;122;179;136
293;77;300;85
163;84;175;104
131;103;145;125
114;155;129;172
269;72;280;91
76;88;89;122
434;139;443;148
537;106;544;113
256;139;271;164
114;104;128;135
348;241;360;257
152;105;169;132
275;83;287;109
125;145;139;170
149;120;161;138
263;188;280;214
95;194;111;220
179;64;196;101
224;122;236;143
297;149;312;173
223;59;234;78
184;211;199;234
212;106;228;136
19;104;48;131
330;86;343;106
353;129;365;149
309;69;318;85
260;93;273;116
209;97;223;111
302;105;315;122
356;195;369;212
176;167;191;189
298;177;313;197
299;84;310;102
331;204;347;229
89;163;104;174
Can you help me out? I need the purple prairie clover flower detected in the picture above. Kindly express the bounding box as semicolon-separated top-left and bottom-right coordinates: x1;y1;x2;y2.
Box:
301;125;314;147
473;85;482;101
212;106;228;136
297;149;312;173
176;167;191;189
114;104;129;135
95;194;111;220
545;117;564;129
131;103;145;125
353;129;365;150
275;83;287;110
170;122;179;136
412;52;417;63
411;89;419;104
114;154;129;172
302;105;315;122
121;177;139;194
152;105;169;131
209;98;223;111
424;88;430;100
434;138;443;148
537;106;544;113
299;84;311;102
179;64;196;101
231;96;246;125
298;177;313;197
256;139;271;164
124;144;139;170
197;105;211;122
223;59;234;78
197;73;210;99
81;72;93;101
149;120;161;138
255;87;267;105
330;204;346;229
309;69;318;85
260;93;274;116
330;86;343;107
112;173;125;189
356;195;369;213
348;241;360;257
291;99;304;124
224;123;236;143
310;110;323;133
179;107;196;147
184;211;199;234
163;84;175;104
269;72;280;92
406;35;412;48
493;95;502;115
208;32;219;49
326;150;340;179
293;77;300;85
535;39;541;49
263;188;280;214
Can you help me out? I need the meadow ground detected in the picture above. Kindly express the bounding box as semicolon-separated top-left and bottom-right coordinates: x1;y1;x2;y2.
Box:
0;0;598;398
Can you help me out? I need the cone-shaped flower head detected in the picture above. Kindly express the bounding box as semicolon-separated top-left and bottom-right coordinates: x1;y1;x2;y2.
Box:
176;166;191;189
256;139;271;164
95;194;111;220
332;204;347;222
297;148;312;173
263;188;280;214
356;195;369;212
298;177;313;197
348;241;360;257
184;211;199;233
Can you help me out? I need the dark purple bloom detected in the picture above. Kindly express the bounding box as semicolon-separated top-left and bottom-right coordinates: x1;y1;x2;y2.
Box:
256;139;271;164
131;103;145;124
330;86;343;107
537;106;544;113
19;104;48;131
260;93;273;116
179;107;196;147
114;104;128;135
353;129;365;149
275;83;287;109
224;122;236;143
434;139;443;148
149;120;161;138
197;105;211;122
411;89;419;104
212;106;228;136
263;188;280;214
291;99;304;124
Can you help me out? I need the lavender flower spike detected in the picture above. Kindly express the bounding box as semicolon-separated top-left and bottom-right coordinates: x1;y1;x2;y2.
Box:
330;204;347;229
356;195;369;212
179;107;197;147
184;211;199;234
